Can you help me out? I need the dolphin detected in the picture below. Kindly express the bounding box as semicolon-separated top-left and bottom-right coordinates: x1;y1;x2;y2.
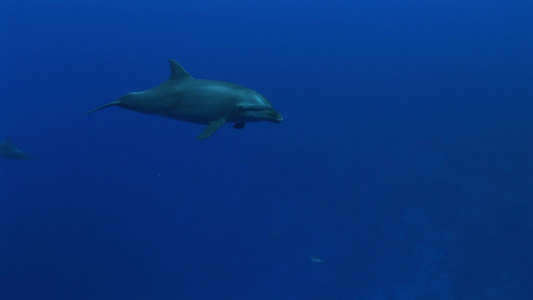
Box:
87;59;283;140
0;137;38;160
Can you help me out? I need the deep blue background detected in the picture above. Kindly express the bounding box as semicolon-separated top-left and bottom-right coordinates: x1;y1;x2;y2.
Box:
1;0;532;299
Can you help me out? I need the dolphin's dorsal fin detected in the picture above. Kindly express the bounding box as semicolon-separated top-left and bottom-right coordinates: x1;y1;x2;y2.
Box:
169;59;192;81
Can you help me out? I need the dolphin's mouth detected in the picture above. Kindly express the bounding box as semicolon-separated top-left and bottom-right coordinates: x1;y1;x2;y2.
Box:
266;110;283;123
242;108;283;123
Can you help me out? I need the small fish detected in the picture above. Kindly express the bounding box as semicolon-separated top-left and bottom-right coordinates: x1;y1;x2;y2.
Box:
309;256;325;263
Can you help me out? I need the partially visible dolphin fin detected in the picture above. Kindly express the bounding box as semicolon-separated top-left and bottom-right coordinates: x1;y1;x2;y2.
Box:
233;122;246;129
169;59;192;81
86;101;120;113
196;119;226;140
23;155;40;160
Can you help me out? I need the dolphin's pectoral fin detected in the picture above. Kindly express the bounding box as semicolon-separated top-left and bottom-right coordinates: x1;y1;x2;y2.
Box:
196;119;226;140
233;122;246;129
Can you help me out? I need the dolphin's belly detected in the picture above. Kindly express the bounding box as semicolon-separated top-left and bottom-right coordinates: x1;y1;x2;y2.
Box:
158;108;218;124
147;88;239;124
150;98;230;125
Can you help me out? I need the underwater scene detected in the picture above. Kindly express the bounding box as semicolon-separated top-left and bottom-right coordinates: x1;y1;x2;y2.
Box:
1;0;532;299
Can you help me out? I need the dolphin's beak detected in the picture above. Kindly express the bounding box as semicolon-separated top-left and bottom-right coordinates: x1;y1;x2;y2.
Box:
268;110;283;123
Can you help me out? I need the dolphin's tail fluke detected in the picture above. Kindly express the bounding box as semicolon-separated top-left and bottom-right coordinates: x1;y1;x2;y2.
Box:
86;101;120;114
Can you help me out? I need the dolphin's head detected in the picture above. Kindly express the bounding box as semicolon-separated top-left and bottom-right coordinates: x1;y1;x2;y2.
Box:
235;91;283;123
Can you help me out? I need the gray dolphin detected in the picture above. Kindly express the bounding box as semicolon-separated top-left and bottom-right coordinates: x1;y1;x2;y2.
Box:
0;137;37;160
87;59;283;140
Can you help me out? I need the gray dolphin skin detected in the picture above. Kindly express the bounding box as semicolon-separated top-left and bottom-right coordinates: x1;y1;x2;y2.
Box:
87;59;283;140
0;137;37;160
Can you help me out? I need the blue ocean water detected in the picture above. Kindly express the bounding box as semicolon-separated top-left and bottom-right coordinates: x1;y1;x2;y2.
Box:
1;0;532;299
